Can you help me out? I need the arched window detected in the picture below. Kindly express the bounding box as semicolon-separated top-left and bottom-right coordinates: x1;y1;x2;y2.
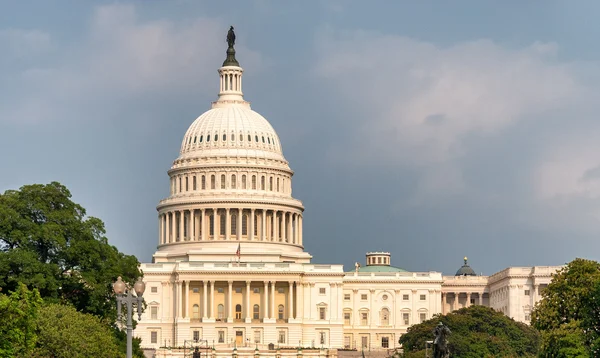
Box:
223;134;226;141
193;176;197;190
193;304;200;319
242;175;247;189
209;215;214;236
231;133;234;141
381;308;390;326
282;179;285;193
240;133;243;141
252;175;257;190
277;178;280;192
269;177;273;191
220;212;226;235
267;137;270;144
253;304;260;319
201;175;206;190
255;135;259;142
199;135;203;142
231;175;236;189
194;136;197;143
235;304;242;319
207;134;210;142
185;177;189;191
278;304;285;320
217;304;224;320
179;177;182;193
214;134;218;142
242;214;248;235
211;175;216;189
220;174;226;189
231;214;237;235
248;134;251;142
261;176;265;190
262;136;265;143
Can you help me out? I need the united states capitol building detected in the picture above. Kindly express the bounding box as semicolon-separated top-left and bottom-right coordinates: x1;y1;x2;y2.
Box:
135;31;562;357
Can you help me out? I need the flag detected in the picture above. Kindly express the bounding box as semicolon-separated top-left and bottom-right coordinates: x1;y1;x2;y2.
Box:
236;243;241;258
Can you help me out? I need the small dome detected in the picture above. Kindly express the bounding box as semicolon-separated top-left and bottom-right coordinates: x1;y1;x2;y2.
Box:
456;257;477;276
178;106;285;162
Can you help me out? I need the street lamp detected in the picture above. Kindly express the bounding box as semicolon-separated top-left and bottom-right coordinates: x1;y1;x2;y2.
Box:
113;276;146;358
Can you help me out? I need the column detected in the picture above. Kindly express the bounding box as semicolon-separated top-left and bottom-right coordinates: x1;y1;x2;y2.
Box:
203;281;208;319
296;281;303;320
293;214;298;244
352;289;358;325
272;211;277;241
177;281;183;319
270;281;276;320
190;209;195;241
467;292;472;308
288;281;294;320
287;213;292;243
261;209;266;241
201;209;206;241
158;214;163;244
166;212;171;243
479;292;483;306
263;281;269;320
249;209;255;241
213;208;218;240
237;209;242;241
225;209;231;240
299;216;303;245
441;292;446;314
179;210;184;241
185;281;190;318
245;281;251;322
209;280;215;319
227;280;233;322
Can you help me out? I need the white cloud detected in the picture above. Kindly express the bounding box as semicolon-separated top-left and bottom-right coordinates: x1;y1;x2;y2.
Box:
1;4;263;125
315;31;586;200
0;28;52;59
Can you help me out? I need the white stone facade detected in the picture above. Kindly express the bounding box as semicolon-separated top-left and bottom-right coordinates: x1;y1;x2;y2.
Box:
133;40;563;356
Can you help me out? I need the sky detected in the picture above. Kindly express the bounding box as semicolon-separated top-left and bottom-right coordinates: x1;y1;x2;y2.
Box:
2;1;600;275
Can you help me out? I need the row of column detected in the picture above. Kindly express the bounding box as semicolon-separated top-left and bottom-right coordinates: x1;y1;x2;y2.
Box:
170;280;301;322
442;292;484;314
158;208;303;246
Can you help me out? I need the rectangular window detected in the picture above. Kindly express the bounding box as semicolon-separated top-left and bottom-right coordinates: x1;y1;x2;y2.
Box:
420;313;426;322
253;288;260;294
217;287;224;293
319;307;326;320
403;294;409;301
319;287;326;294
254;331;261;343
278;287;285;294
344;336;351;349
381;337;389;348
361;294;368;300
218;331;225;343
151;286;158;293
524;290;530;296
344;312;351;325
403;313;410;325
344;293;350;301
420;294;426;301
193;176;197;190
235;287;242;293
193;330;200;341
320;331;326;345
361;336;369;349
278;330;286;344
151;306;158;320
193;287;199;293
361;312;368;325
151;331;158;344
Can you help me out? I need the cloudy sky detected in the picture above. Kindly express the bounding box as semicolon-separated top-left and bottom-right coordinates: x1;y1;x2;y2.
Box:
2;1;600;275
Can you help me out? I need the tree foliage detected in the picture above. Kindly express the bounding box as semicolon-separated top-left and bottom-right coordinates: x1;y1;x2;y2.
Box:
0;182;142;320
399;305;539;357
531;258;600;357
32;303;124;358
0;283;43;358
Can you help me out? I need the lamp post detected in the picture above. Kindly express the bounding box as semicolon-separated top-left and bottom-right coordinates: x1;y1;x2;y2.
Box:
113;276;146;358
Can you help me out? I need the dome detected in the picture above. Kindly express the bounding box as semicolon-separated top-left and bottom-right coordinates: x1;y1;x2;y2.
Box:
456;257;477;276
179;105;286;163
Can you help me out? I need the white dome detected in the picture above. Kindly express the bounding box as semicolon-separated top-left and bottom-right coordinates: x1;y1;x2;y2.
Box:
178;105;286;163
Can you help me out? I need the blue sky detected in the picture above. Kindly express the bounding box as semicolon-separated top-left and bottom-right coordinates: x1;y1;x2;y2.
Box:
2;1;600;275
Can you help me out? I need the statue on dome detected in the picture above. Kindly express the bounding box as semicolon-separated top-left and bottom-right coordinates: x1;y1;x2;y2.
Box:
227;26;236;48
355;262;361;272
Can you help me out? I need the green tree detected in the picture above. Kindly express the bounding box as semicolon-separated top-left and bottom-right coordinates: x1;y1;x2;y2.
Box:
399;305;539;357
0;182;142;320
32;303;124;358
531;258;600;357
0;284;43;358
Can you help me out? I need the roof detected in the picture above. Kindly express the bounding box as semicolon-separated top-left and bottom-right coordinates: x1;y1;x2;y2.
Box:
347;265;408;273
456;257;477;276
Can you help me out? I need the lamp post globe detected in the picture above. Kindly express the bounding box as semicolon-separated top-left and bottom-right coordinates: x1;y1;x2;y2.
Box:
134;277;146;297
113;276;126;295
